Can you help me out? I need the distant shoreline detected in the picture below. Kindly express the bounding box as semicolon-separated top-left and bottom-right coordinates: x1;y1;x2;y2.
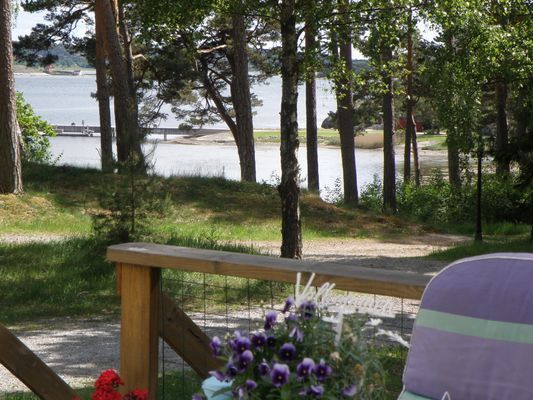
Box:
14;72;48;76
14;70;96;76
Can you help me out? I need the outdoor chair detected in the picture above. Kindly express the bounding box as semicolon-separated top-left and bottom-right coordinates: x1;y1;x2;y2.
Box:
400;253;533;400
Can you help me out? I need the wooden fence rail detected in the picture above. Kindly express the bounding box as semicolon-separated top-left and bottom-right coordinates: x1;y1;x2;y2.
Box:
0;324;78;400
107;242;430;400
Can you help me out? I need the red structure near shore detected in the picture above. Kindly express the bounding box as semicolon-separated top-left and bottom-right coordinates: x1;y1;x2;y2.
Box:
396;117;424;132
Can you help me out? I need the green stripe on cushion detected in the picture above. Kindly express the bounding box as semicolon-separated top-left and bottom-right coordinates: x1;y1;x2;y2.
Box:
416;309;533;344
398;390;433;399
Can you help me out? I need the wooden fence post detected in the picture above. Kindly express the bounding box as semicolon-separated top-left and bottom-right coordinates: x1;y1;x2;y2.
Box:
120;263;160;400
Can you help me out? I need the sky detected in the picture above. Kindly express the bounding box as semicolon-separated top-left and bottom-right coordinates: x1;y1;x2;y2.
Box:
12;9;437;53
12;10;89;39
12;10;47;38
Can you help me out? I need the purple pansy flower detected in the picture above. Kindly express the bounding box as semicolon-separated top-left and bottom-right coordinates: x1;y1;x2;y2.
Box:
296;358;315;379
232;335;251;354
258;360;270;376
308;385;325;396
279;342;297;361
285;312;298;323
313;359;332;381
251;333;267;348
342;384;358;397
300;300;316;320
264;311;277;330
299;385;324;397
266;335;277;348
236;350;254;371
282;296;295;313
245;379;258;391
210;336;222;357
290;326;304;342
226;361;238;378
208;370;226;382
270;363;290;388
192;394;205;400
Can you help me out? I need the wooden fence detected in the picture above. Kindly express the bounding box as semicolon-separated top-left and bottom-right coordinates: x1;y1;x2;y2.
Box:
107;242;430;400
0;324;77;400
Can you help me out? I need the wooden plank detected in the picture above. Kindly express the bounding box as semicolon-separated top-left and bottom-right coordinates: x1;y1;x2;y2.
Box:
160;294;224;378
120;264;160;400
108;243;429;299
0;324;78;400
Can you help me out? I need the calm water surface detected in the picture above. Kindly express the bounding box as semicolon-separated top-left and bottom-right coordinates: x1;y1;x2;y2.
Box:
15;74;335;129
50;136;397;193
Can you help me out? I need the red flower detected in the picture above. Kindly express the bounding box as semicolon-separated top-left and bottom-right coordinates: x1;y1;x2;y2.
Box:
95;370;124;392
77;370;147;400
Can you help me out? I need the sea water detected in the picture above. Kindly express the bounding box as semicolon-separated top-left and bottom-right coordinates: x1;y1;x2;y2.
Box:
15;74;336;129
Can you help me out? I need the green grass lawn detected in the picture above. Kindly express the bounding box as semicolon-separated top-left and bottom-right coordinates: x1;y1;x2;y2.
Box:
416;133;447;150
0;238;116;325
0;163;422;241
256;129;448;150
429;239;533;261
254;128;385;148
254;128;339;142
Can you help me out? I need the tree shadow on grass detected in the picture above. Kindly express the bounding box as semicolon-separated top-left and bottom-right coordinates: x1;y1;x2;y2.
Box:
21;163;427;240
0;238;118;325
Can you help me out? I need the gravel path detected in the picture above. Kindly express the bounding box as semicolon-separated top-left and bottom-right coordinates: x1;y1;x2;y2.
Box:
247;233;467;275
0;233;465;393
0;233;71;244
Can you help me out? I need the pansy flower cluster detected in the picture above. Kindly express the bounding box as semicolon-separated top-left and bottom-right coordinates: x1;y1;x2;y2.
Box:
193;292;387;400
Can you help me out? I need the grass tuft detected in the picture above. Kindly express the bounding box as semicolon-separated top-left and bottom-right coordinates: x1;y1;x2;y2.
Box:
428;239;533;261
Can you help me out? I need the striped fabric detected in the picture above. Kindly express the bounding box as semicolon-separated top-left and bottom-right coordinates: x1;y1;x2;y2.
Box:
398;390;433;399
402;253;533;400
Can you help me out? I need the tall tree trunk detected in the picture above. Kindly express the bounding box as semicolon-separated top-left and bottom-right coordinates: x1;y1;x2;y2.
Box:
94;0;114;172
382;47;396;212
447;132;461;187
495;80;509;175
99;0;143;166
229;6;256;182
444;32;461;187
0;0;23;194
412;114;421;186
337;0;358;205
305;0;319;193
404;8;413;183
279;0;302;259
117;2;138;126
513;82;530;173
475;146;483;242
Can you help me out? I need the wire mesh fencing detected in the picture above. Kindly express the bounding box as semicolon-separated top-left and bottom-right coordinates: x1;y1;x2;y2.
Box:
156;269;419;399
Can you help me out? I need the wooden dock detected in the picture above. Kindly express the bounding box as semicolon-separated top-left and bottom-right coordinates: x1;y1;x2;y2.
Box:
52;125;228;140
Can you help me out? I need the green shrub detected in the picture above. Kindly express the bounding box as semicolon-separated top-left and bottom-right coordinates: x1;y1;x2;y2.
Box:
92;159;171;244
360;172;532;229
359;175;383;212
16;93;56;163
397;174;452;223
